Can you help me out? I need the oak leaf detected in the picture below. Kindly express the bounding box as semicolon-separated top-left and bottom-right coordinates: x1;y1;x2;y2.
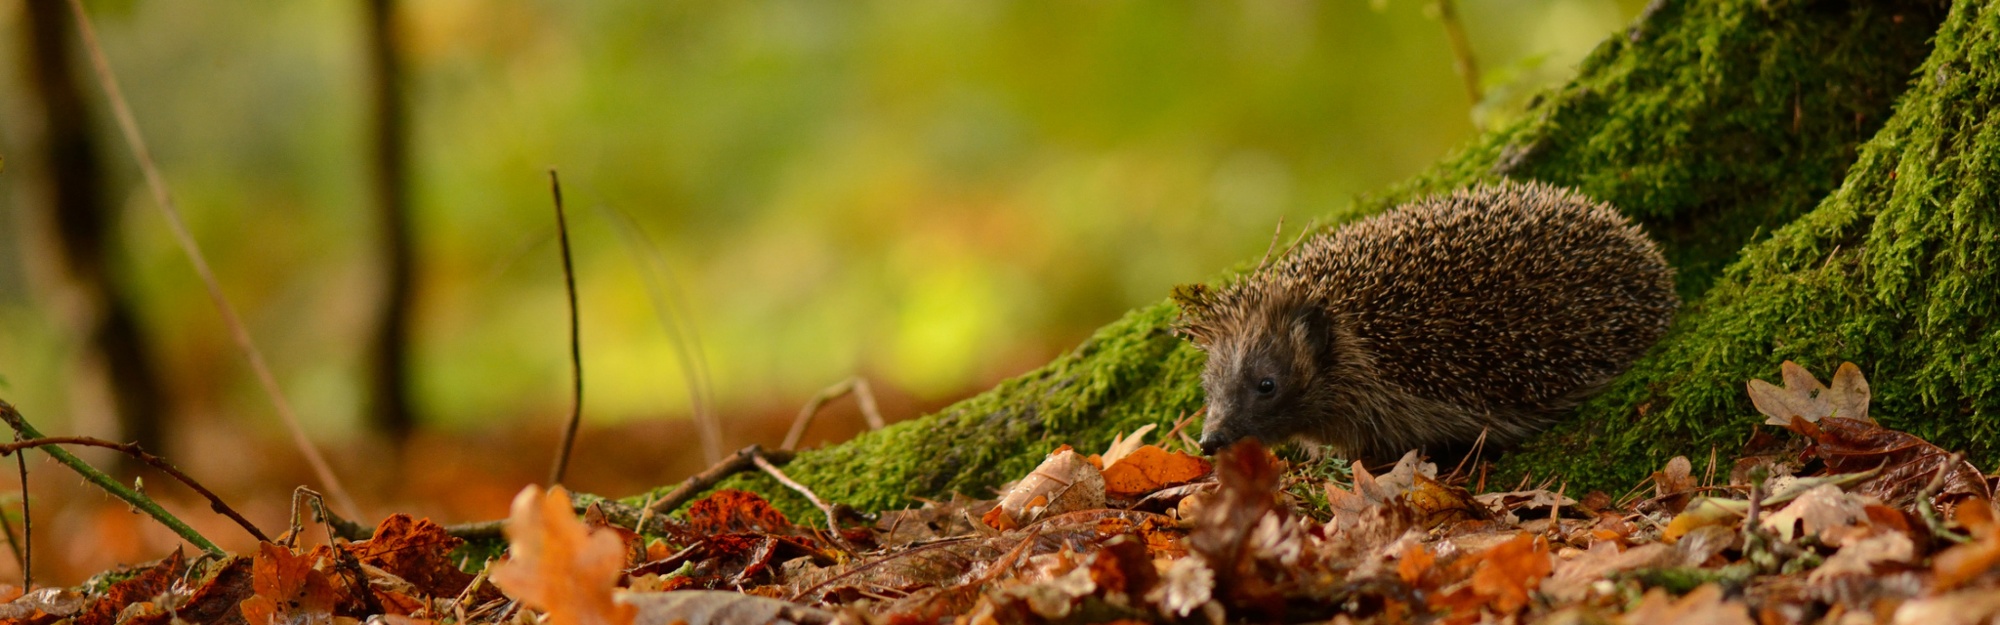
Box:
1747;361;1870;426
490;485;636;625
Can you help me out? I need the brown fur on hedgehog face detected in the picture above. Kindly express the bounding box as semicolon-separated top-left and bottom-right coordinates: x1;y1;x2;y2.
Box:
1190;295;1336;455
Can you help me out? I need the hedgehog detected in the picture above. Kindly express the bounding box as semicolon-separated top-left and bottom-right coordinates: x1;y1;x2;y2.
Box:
1172;181;1678;464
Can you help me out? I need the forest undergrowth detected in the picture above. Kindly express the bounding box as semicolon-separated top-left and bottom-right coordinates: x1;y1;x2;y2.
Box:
5;360;2000;624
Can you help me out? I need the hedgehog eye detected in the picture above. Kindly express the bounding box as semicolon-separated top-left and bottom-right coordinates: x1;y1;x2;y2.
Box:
1257;378;1275;394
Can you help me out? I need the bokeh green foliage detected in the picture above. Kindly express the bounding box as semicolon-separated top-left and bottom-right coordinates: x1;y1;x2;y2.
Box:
691;0;1955;519
0;1;1638;444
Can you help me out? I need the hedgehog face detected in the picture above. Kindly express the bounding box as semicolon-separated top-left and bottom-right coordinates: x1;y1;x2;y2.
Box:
1196;304;1332;455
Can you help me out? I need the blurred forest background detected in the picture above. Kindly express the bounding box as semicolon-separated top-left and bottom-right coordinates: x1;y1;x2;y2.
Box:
0;0;1643;582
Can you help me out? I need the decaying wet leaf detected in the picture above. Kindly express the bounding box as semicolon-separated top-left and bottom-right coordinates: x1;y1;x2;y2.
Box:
1748;361;1871;426
1782;415;1990;510
350;514;484;599
491;485;636;625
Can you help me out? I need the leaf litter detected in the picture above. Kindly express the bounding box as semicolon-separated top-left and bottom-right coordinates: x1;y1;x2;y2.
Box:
11;362;2000;624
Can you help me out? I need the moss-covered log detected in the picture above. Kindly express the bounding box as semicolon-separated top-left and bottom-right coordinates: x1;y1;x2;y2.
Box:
638;0;1952;518
1503;0;2000;492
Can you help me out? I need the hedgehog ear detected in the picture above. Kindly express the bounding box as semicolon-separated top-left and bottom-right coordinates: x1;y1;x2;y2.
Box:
1290;304;1334;362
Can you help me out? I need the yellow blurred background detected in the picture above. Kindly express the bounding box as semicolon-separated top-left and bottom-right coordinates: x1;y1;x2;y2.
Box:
0;0;1644;581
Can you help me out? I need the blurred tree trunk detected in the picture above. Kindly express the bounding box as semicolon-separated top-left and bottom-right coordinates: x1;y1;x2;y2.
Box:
20;1;172;471
363;0;419;444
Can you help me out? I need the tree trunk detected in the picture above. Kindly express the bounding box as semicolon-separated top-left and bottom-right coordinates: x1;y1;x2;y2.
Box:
363;0;419;444
20;0;174;471
643;0;1962;516
1501;0;2000;492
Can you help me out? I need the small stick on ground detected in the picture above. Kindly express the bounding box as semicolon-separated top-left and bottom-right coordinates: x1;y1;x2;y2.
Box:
750;451;852;551
547;169;585;486
782;377;885;451
0;435;269;543
64;0;360;520
645;445;797;516
0;400;228;553
1919;453;1973;545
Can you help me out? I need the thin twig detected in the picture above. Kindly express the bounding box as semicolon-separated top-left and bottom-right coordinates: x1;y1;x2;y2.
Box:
547;170;585;486
598;204;722;465
750;451;847;550
0;400;224;553
1255;217;1285;273
644;445;797;516
782;377;883;451
0;435;268;542
63;0;359;519
1434;0;1483;106
1919;453;1973;545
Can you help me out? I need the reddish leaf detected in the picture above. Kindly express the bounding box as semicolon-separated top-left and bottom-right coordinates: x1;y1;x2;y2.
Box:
1784;416;1990;510
76;548;186;625
240;542;337;625
350;514;485;600
683;490;794;538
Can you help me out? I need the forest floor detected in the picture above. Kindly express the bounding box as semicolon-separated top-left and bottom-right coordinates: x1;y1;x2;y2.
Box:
5;361;1999;625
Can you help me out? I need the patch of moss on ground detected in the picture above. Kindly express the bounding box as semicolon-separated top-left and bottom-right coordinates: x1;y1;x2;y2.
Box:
1499;0;2000;493
636;0;1951;522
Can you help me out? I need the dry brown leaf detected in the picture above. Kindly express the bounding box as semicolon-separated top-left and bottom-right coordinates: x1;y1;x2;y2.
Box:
622;590;833;625
1621;584;1753;625
989;447;1105;529
1759;483;1869;543
1100;424;1157;468
490;485;636;625
240;543;335;625
1808;531;1913;583
1748;361;1871;426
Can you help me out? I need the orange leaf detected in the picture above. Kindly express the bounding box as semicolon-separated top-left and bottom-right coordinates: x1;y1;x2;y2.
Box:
1468;533;1551;615
1101;444;1212;498
240;543;335;625
490;485;636;625
1397;542;1435;586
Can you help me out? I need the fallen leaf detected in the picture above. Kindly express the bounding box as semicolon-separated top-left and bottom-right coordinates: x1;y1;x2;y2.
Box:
1809;531;1913;583
1748;361;1871;426
1100;424;1158;468
240;543;336;625
989;448;1105;529
0;587;87;624
1934;499;2000;591
1467;533;1552;615
622;590;833;625
683;489;794;538
1781;416;1990;510
1101;444;1212;498
350;514;484;599
490;485;636;625
1663;497;1747;542
1621;584;1753;625
74;549;187;625
1759;484;1869;544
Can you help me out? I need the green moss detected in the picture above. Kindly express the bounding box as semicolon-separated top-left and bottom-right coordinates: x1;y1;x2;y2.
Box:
1500;0;2000;492
637;0;1951;521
